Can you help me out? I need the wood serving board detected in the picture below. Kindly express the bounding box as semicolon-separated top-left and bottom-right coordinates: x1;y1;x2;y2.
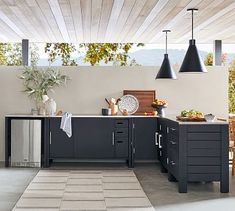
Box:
176;116;206;122
123;90;156;115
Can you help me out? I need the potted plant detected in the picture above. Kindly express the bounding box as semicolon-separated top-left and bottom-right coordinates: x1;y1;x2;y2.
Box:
20;66;70;114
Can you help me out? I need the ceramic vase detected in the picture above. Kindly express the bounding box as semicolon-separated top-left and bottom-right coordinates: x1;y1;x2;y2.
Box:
46;98;57;116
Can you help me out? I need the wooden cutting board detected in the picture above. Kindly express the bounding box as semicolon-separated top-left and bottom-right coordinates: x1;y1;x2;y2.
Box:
123;90;156;115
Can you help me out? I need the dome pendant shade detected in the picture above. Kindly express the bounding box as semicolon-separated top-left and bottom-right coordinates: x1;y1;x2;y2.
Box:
156;54;177;79
179;39;207;73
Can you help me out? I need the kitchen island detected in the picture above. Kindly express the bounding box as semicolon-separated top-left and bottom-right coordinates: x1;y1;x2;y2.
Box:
5;114;229;193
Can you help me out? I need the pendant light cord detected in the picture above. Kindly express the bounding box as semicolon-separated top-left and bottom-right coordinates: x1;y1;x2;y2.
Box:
192;9;194;40
165;31;168;54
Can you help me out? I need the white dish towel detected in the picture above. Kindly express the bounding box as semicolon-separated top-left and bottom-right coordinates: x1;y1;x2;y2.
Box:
60;112;72;138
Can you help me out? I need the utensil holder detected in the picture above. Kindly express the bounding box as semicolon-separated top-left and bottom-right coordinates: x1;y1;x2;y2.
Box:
110;104;118;116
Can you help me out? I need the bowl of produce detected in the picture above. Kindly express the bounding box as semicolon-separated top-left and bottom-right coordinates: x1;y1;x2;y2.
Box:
177;109;205;121
204;113;216;122
152;99;168;117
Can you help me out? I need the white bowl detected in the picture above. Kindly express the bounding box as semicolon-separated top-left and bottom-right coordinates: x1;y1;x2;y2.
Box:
204;114;216;122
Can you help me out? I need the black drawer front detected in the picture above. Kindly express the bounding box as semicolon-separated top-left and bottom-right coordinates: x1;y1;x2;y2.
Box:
188;141;220;149
187;133;221;141
187;125;221;132
188;157;220;165
115;119;128;128
188;173;220;182
188;148;220;157
115;139;128;158
115;128;128;138
168;148;178;177
188;166;220;174
168;126;178;136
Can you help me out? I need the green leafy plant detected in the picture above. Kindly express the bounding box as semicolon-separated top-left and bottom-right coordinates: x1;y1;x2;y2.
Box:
204;52;213;66
229;59;235;113
20;66;70;104
45;43;144;66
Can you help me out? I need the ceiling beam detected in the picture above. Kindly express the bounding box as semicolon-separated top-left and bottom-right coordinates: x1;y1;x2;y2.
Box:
150;0;204;43
176;1;235;43
131;0;169;42
48;0;70;42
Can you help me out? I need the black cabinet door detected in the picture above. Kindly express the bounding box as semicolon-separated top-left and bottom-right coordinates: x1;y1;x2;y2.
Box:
158;118;168;170
74;118;115;159
49;118;75;158
133;118;158;161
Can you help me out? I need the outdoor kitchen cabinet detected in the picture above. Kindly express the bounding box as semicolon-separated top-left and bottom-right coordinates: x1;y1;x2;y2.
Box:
48;117;130;163
132;117;158;163
157;118;168;172
164;119;229;193
49;118;75;159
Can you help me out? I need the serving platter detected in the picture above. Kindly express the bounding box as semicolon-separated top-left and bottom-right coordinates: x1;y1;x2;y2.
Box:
176;116;206;122
118;95;139;115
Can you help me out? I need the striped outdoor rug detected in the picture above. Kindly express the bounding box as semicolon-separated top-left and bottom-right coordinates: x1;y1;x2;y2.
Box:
13;170;155;211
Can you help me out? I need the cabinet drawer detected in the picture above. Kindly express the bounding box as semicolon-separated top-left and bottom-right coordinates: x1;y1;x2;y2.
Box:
115;139;128;158
115;128;128;138
188;148;220;157
187;133;221;141
188;141;220;149
188;157;220;165
188;166;220;174
188;173;220;182
115;119;128;128
187;125;220;132
167;126;178;136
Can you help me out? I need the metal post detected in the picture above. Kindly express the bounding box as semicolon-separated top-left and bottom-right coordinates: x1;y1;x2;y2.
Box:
22;39;29;66
213;40;222;66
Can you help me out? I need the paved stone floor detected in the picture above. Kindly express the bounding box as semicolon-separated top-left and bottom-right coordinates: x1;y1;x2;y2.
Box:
1;162;235;211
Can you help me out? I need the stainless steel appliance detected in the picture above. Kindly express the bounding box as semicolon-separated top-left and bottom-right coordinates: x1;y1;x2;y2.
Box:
11;120;41;167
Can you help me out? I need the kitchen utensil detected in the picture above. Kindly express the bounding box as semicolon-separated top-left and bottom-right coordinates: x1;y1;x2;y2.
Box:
118;95;139;115
105;98;110;105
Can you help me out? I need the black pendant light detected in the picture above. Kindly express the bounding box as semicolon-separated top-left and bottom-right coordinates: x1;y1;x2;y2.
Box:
156;30;177;79
179;8;207;73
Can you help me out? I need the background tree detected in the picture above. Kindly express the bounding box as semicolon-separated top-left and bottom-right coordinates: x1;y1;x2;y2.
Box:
45;43;144;66
45;43;77;66
229;59;235;113
204;52;213;66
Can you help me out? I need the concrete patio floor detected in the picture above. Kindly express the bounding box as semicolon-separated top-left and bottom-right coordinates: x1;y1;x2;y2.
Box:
0;163;235;211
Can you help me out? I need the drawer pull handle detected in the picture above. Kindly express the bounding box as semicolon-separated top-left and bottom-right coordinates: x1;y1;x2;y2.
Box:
155;132;159;146
117;122;123;124
170;128;176;131
112;132;115;145
170;161;176;165
158;134;162;148
117;131;123;133
117;140;123;143
170;140;177;145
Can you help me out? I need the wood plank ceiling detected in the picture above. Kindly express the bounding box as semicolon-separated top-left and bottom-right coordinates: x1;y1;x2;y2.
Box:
0;0;235;43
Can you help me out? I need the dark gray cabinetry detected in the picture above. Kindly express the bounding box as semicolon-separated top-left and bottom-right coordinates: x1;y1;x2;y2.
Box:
157;118;168;172
133;117;158;162
49;118;75;158
49;117;130;163
164;120;229;193
74;118;115;159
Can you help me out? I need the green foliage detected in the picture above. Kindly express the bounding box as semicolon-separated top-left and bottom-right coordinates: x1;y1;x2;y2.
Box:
20;66;70;103
45;43;77;66
229;59;235;113
0;43;22;66
204;52;213;66
0;42;39;66
45;43;144;66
